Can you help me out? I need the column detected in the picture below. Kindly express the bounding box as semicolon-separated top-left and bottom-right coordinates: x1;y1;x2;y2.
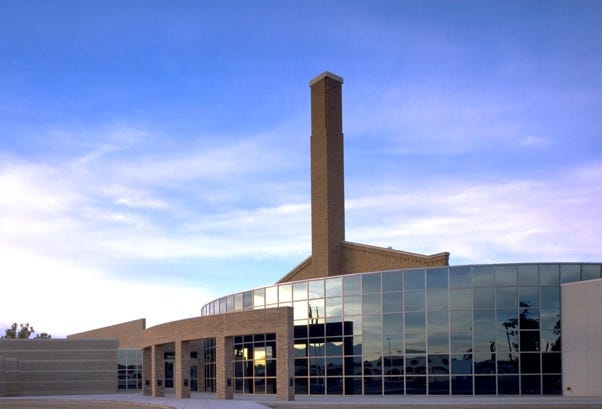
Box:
216;336;234;399
276;307;295;400
142;347;152;396
151;344;165;397
175;340;191;398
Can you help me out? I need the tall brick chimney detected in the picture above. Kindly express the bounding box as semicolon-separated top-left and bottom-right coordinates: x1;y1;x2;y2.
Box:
309;71;345;277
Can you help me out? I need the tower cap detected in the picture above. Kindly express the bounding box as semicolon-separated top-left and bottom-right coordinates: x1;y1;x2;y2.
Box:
309;71;344;86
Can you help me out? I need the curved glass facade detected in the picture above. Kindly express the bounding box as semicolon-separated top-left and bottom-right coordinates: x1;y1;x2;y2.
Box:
201;263;602;396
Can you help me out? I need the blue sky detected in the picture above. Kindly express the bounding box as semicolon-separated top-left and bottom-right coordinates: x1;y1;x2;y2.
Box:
1;0;601;337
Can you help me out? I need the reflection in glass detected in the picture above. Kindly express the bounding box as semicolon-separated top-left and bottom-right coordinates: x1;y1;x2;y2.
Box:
540;287;560;308
519;307;539;330
427;289;448;311
518;264;538;286
540;309;560;330
498;375;519;395
308;280;325;299
294;300;308;320
362;335;382;362
450;333;472;353
383;313;403;335
265;286;278;305
473;288;494;309
243;292;253;309
325;297;342;317
363;273;381;293
582;264;601;280
496;287;517;309
405;269;425;290
362;293;381;315
474;352;496;374
428;375;450;395
325;277;342;297
427;310;449;333
405;290;425;311
343;295;361;316
473;266;494;287
560;264;581;283
279;284;292;303
540;330;561;352
497;353;518;374
383;334;403;356
428;332;449;353
497;329;518;354
293;282;307;300
343;275;361;295
449;266;471;288
519;286;539;308
539;264;559;285
427;267;448;289
450;288;472;310
451;354;472;374
363;315;382;336
254;288;265;308
382;292;402;313
382;270;403;291
495;265;517;286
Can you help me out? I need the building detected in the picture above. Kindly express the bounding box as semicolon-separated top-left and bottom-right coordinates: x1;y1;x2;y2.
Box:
3;72;601;399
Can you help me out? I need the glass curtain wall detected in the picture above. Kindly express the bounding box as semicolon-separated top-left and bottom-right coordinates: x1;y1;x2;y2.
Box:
201;263;601;396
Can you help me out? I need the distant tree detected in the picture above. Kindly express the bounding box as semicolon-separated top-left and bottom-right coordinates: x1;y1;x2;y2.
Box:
1;323;51;339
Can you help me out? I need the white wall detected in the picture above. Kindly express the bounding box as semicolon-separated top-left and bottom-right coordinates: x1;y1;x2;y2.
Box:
561;278;602;396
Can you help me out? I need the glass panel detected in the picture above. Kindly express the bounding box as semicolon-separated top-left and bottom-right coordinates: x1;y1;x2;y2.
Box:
542;374;562;394
521;375;541;394
404;269;425;290
473;288;494;309
382;292;403;313
325;277;342;297
428;310;449;333
495;265;517;286
560;264;581;283
427;267;448;289
519;286;539;308
405;375;426;395
279;284;292;303
472;266;494;287
540;287;560;308
383;334;403;356
226;295;234;312
427;289;448;311
362;335;382;362
540;309;560;330
363;272;381;293
450;332;472;354
243;292;253;309
497;309;519;334
540;330;561;352
451;375;473;394
325;297;342;317
450;310;472;333
362;293;381;315
496;287;517;309
518;264;538;286
326;377;343;394
383;313;403;335
582;264;601;280
235;293;243;311
521;353;540;373
363;315;382;336
265;286;278;305
294;300;309;320
542;352;561;373
428;332;449;353
308;280;325;299
496;353;518;374
343;275;361;295
450;288;472;310
406;355;427;375
497;329;518;354
293;282;308;300
405;290;425;311
428;375;450;395
520;307;539;330
539;264;559;285
382;270;403;291
498;375;519;395
474;353;496;374
308;299;324;324
405;312;426;353
449;266;471;288
325;357;343;376
451;354;473;374
343;295;361;316
254;288;265;308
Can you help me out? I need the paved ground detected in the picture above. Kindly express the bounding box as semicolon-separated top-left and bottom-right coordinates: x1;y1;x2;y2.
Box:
2;393;602;409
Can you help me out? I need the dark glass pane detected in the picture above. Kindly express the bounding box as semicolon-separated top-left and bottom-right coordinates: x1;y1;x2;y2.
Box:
364;377;382;395
519;286;539;308
518;264;538;286
582;264;601;280
495;265;517;286
243;291;253;309
540;330;561;352
498;375;519;395
540;309;560;330
520;331;540;352
428;354;450;375
382;292;403;313
295;358;308;376
427;267;448;289
308;280;324;299
473;266;494;287
451;375;473;394
521;374;541;394
383;313;403;335
406;355;427;375
309;377;325;395
519;307;539;330
560;264;581;284
542;374;562;394
521;353;540;373
406;376;426;395
542;353;561;373
428;376;450;395
474;353;496;374
497;309;519;334
382;270;403;291
363;273;381;294
343;275;361;295
405;290;425;311
474;375;496;394
451;354;473;374
473;288;494;309
497;330;518;354
539;264;559;286
326;356;343;376
343;295;361;316
427;289;448;311
384;376;404;394
295;377;308;394
362;293;381;315
540;287;560;308
450;266;471;288
405;269;425;290
345;377;362;395
325;277;342;297
497;354;518;374
450;288;472;310
349;355;363;375
326;377;343;394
